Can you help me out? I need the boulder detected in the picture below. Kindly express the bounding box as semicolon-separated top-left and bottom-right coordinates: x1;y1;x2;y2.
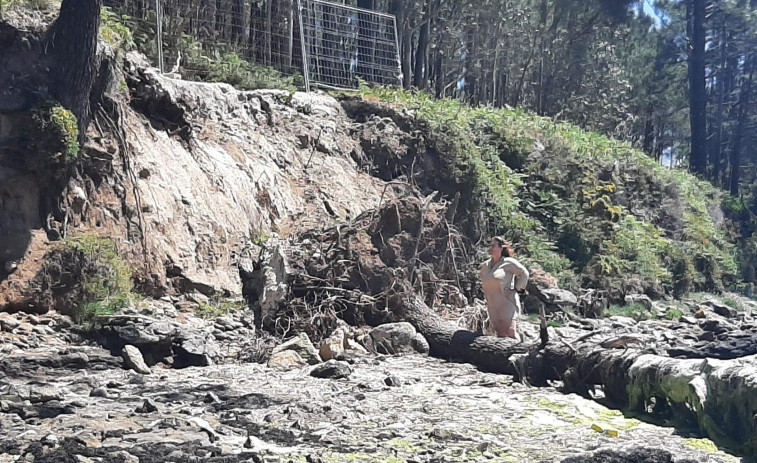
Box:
122;345;151;374
135;398;159;414
267;350;307;370
174;331;220;367
702;299;738;318
271;333;322;365
369;322;429;355
346;338;369;354
319;329;346;361
310;360;352;379
527;283;577;308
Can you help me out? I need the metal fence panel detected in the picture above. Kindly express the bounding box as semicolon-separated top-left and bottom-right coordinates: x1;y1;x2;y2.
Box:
103;0;400;91
298;0;401;90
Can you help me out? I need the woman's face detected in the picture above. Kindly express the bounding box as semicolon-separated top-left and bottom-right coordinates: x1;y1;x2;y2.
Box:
488;240;502;260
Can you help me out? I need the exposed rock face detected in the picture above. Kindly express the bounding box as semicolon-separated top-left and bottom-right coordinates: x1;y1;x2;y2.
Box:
1;52;407;310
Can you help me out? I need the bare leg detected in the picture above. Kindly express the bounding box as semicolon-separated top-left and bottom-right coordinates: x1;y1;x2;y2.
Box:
503;318;518;340
492;319;517;339
491;319;516;339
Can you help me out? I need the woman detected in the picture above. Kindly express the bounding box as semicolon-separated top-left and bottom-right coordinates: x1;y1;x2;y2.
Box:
479;237;529;339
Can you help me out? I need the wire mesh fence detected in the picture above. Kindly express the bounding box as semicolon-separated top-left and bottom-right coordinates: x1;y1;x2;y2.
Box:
103;0;400;91
299;0;401;90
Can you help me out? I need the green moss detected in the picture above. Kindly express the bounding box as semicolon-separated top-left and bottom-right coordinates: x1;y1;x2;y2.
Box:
604;303;651;321
683;438;719;452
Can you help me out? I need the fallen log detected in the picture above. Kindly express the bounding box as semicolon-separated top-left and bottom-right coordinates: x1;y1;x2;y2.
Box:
389;289;757;456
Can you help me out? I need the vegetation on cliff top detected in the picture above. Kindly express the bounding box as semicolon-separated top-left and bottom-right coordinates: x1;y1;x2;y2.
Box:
357;85;739;299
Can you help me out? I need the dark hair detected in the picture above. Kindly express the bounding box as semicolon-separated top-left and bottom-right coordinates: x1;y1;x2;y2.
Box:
492;236;515;258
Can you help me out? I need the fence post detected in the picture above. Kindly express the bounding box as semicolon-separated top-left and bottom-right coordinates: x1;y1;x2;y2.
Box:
297;0;311;93
155;0;165;73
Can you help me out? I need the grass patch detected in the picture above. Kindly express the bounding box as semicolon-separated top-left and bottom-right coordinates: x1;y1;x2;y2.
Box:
682;438;720;453
603;303;651;321
196;296;247;319
721;296;743;312
663;308;683;320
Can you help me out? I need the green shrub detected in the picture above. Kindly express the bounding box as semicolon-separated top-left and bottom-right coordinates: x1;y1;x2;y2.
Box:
29;102;80;162
663;308;683;320
66;235;135;324
100;6;135;51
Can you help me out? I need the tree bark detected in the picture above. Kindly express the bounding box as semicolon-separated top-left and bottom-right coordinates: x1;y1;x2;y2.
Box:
413;0;431;89
712;18;727;185
47;0;102;141
686;0;708;176
729;56;754;195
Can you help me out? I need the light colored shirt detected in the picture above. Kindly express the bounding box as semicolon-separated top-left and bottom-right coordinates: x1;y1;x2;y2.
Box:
479;257;530;320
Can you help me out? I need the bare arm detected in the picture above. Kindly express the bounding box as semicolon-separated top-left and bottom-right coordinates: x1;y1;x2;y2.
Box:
505;258;529;291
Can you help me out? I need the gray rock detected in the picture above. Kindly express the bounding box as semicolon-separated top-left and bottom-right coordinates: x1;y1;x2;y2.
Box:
174;331;220;367
534;287;578;307
700;318;735;334
384;376;401;387
412;332;430;355
369;322;429;355
122;345;152;374
271;333;322;365
703;299;738;318
310;360;352;379
100;316;183;346
90;388;110;398
136;398;159;413
625;294;654;311
204;392;221;404
28;387;63;404
268;350;308;370
0;315;21;331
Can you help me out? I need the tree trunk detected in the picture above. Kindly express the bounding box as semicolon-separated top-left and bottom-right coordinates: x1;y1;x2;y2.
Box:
390;291;535;374
413;0;431;89
686;0;708;176
730;56;754;195
47;0;102;142
402;26;413;89
642;104;654;156
712;18;727;185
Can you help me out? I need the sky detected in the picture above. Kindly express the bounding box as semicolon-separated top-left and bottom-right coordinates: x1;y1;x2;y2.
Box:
642;0;665;28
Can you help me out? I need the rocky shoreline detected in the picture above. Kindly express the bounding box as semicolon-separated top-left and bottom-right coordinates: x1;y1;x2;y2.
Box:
0;301;745;463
